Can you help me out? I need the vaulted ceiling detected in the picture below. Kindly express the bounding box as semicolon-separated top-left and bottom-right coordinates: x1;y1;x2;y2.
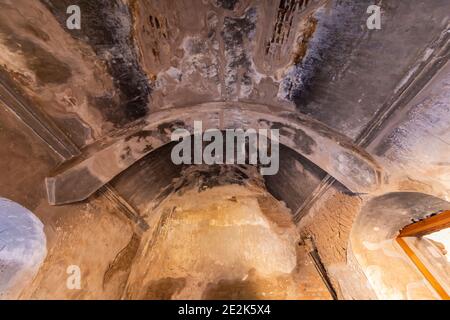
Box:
0;0;449;222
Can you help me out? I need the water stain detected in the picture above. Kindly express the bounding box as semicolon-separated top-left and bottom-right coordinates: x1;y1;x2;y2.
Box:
144;277;187;299
103;233;140;289
3;32;71;85
42;0;151;125
292;15;318;65
293;128;316;155
214;0;239;11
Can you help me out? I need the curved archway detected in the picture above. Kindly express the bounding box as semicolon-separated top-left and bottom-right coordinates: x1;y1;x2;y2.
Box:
46;102;382;205
349;192;450;299
0;198;47;299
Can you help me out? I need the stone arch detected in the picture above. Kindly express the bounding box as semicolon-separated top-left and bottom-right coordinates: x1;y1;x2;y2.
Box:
349;192;450;299
0;198;47;299
46;102;382;205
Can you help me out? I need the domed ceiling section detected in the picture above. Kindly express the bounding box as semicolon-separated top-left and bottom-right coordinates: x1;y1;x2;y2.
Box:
0;0;449;216
0;0;447;142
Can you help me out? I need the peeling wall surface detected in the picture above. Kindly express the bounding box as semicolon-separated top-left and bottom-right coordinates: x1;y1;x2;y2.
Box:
123;165;330;300
0;0;449;300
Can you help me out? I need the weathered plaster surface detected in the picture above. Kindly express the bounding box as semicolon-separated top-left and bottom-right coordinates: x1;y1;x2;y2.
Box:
20;195;136;299
123;165;331;299
0;0;123;146
369;61;450;201
0;101;136;300
0;0;449;300
292;0;450;139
